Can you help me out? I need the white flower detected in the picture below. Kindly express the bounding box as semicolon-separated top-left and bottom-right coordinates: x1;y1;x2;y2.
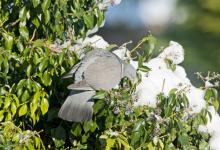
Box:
209;134;220;150
113;40;220;149
159;41;184;64
98;0;122;10
198;106;220;150
82;35;109;49
113;0;122;5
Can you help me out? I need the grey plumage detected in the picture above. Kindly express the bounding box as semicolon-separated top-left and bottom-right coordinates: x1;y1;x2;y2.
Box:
58;90;95;122
58;49;136;122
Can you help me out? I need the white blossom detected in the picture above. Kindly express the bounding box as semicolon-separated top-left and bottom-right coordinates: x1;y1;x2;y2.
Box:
113;39;220;150
159;41;184;64
98;0;122;10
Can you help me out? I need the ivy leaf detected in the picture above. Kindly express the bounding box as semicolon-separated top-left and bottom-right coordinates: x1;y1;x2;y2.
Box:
130;132;140;146
138;65;151;72
71;123;82;136
93;91;107;99
93;99;105;114
132;119;145;132
19;104;28;117
40;98;49;115
165;58;176;71
83;121;97;133
51;126;66;140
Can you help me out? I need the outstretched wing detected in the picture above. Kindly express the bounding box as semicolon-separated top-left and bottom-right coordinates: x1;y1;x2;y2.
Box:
58;90;95;122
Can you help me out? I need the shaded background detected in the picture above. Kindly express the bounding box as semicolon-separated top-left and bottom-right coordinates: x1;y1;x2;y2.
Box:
98;0;220;85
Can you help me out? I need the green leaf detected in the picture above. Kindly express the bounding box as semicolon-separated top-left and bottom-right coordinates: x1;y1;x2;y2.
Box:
83;13;94;29
42;71;52;86
58;50;65;65
2;33;14;50
138;65;151;72
51;126;66;140
71;123;82;136
165;58;176;71
19;7;27;21
214;99;219;111
178;134;189;146
26;64;32;77
93;99;105;114
5;112;12;121
32;0;40;8
4;97;11;109
19;26;29;41
38;59;48;72
93;91;107;99
106;138;115;150
19;104;28;117
40;98;49;115
132;119;145;132
0;110;4;121
32;17;40;28
21;90;30;102
44;10;50;24
130;132;140;146
11;102;17;116
41;0;51;13
83;121;97;133
30;102;38;116
16;79;26;90
17;40;24;52
82;133;90;143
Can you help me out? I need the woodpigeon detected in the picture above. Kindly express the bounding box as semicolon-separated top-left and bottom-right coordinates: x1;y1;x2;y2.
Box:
58;49;136;122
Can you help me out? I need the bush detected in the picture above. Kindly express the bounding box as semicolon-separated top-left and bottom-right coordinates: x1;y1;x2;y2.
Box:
0;0;219;149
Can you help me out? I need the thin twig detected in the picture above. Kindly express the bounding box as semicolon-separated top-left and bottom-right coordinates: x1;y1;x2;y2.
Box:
29;29;37;43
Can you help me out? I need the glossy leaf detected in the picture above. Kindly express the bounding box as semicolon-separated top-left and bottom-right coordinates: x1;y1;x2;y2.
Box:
40;98;49;115
19;104;28;117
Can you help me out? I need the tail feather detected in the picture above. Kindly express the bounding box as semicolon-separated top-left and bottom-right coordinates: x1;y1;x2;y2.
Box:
58;90;95;122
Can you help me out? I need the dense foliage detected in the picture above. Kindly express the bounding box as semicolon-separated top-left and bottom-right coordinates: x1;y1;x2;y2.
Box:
0;0;219;149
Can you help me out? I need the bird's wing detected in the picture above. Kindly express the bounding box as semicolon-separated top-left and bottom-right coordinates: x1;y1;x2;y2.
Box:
122;62;136;81
67;80;94;91
84;53;122;90
63;63;81;79
58;90;95;122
